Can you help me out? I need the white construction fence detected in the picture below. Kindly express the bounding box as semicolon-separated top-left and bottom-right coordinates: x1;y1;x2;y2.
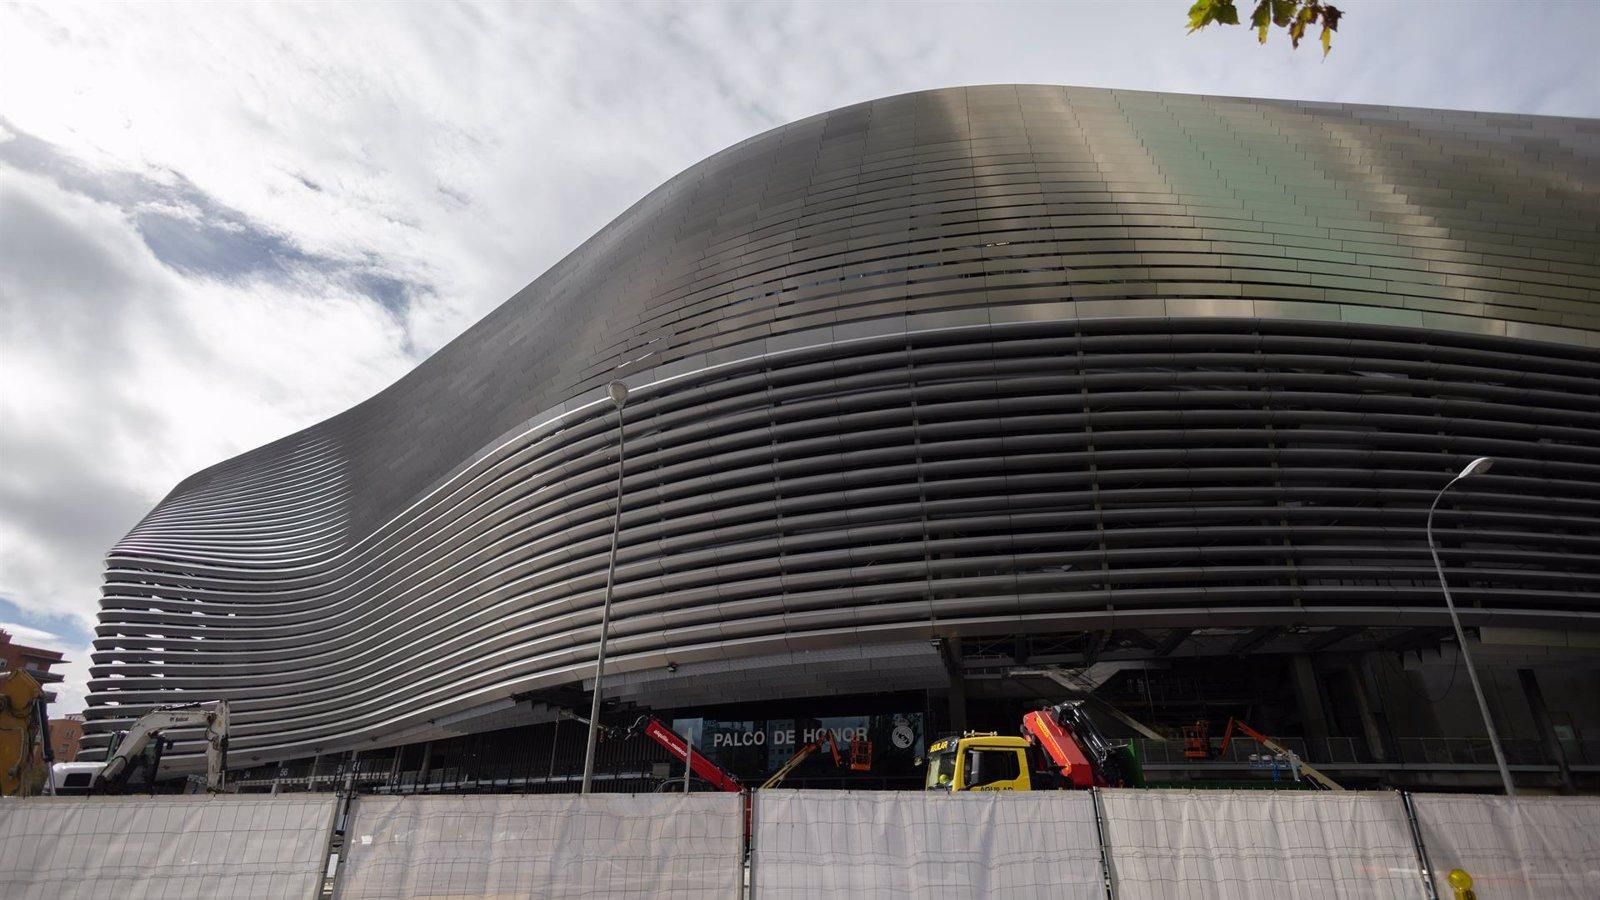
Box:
752;789;1104;899
0;794;337;900
1096;789;1426;899
1410;794;1600;900
3;789;1597;899
334;793;743;900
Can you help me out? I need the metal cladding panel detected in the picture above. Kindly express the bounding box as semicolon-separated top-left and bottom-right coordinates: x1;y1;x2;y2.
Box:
87;86;1600;768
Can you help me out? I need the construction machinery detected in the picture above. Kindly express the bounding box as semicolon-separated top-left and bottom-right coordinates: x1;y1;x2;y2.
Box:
925;701;1143;792
1181;717;1344;790
1;668;51;796
761;728;873;789
626;715;743;793
49;700;231;795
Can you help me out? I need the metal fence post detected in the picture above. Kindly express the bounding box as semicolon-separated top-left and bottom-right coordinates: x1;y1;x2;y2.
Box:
743;789;755;900
1090;786;1118;900
1401;790;1440;900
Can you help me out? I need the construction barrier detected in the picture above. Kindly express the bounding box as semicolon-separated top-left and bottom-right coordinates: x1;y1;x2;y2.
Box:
0;794;337;900
1410;794;1600;900
6;789;1600;899
1097;788;1428;900
334;793;743;899
751;789;1106;899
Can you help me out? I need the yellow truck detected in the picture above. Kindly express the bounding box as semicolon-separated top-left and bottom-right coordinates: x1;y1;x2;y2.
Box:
924;702;1143;792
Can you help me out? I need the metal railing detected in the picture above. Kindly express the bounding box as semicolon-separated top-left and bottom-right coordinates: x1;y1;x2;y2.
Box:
1139;735;1600;771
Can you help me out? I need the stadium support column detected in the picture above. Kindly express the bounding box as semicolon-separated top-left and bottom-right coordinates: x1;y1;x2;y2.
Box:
938;638;967;733
1345;661;1391;763
1290;655;1331;744
1519;669;1575;794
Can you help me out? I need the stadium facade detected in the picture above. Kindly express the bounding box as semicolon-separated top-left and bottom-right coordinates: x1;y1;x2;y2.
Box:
87;86;1600;792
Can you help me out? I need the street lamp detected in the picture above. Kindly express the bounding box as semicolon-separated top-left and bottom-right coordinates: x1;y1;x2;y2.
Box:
1426;456;1515;797
580;380;630;794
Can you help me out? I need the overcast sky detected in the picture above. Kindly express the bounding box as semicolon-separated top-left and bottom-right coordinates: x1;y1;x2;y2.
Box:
2;0;1597;714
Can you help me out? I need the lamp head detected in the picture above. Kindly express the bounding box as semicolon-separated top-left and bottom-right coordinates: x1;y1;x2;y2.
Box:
1458;457;1494;478
606;381;629;409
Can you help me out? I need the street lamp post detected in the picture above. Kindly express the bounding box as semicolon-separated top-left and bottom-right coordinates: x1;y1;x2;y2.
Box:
580;381;631;794
1426;456;1515;797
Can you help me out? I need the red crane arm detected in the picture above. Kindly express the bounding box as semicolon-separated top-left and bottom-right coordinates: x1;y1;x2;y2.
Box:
1021;709;1101;789
638;718;743;793
815;730;844;768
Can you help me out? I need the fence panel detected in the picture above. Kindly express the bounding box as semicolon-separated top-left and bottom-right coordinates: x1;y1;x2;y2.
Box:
751;789;1104;899
334;792;742;900
0;795;337;900
1098;789;1427;899
1410;794;1600;900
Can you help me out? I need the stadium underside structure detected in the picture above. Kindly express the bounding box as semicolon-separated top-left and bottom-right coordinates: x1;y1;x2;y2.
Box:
87;86;1600;783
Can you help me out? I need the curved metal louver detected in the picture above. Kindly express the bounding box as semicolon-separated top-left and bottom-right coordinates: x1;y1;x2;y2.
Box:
87;85;1600;770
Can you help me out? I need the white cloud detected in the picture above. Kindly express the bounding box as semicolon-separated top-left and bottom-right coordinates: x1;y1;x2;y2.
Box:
0;162;415;712
0;0;1595;714
1;621;60;646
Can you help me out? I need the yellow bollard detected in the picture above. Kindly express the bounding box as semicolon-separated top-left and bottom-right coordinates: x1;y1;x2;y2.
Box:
1446;868;1477;900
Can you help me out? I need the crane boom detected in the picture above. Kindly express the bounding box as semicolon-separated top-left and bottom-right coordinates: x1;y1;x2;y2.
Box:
1021;705;1101;788
761;729;846;790
628;716;742;793
1219;717;1344;791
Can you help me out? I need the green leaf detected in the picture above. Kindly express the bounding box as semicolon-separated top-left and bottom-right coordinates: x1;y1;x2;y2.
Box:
1187;0;1240;31
1271;0;1297;27
1250;0;1271;31
1288;4;1312;47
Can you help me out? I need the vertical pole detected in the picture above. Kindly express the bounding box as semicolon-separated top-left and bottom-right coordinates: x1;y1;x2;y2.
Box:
1427;479;1515;796
417;742;433;788
582;387;629;794
387;745;403;792
1090;786;1118;900
1401;791;1441;900
684;727;694;794
547;717;560;788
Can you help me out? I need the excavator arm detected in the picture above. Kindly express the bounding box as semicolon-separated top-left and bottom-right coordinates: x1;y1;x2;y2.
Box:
97;700;230;792
1;669;46;796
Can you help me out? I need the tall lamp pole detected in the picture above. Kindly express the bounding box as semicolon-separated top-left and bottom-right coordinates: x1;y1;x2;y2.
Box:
1426;456;1515;797
581;381;630;794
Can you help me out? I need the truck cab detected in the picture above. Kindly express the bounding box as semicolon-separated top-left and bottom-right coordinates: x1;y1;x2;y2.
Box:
924;703;1145;792
924;734;1034;792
